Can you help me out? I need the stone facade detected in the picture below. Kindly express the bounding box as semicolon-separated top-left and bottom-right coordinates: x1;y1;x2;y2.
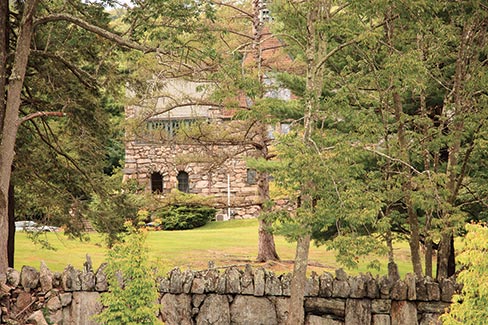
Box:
123;80;264;220
0;259;459;324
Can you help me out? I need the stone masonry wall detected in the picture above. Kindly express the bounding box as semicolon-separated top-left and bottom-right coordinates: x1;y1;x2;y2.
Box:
124;140;261;219
0;259;458;324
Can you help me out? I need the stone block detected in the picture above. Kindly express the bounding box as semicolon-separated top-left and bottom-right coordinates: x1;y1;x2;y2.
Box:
265;271;282;296
204;268;220;293
304;298;346;317
21;266;39;292
319;272;334;297
440;277;456;302
426;281;440;301
372;314;391;325
241;265;254;295
182;269;195;294
349;275;367;298
306;271;320;297
404;273;417;300
63;292;102;325
230;296;277;325
306;315;343;325
419;313;442;325
254;267;265;296
160;293;192;325
417;301;451;314
391;301;418;325
345;299;371;325
333;279;351;298
196;294;230;325
6;268;20;287
390;280;407;301
371;299;391;314
62;265;81;291
280;273;292;296
226;267;242;294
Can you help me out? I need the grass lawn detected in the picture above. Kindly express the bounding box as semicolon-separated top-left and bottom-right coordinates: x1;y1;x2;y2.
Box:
14;218;414;277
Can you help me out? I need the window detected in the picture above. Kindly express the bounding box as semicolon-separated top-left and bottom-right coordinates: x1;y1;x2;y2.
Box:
147;119;194;137
247;169;257;185
150;173;164;193
177;171;189;193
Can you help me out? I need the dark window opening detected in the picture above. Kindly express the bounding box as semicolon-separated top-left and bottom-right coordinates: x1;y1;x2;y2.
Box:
177;171;190;193
247;169;257;185
150;173;164;193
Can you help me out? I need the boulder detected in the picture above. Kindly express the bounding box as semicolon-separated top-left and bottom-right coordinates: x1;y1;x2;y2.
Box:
39;261;53;293
160;293;192;325
7;268;20;287
62;292;102;325
196;294;230;324
20;266;39;292
230;295;277;325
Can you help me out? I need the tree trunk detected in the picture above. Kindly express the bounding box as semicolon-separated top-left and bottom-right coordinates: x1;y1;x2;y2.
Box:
436;233;456;279
286;233;310;325
0;0;8;132
0;0;39;274
256;155;279;261
8;182;14;268
257;218;279;262
386;229;399;282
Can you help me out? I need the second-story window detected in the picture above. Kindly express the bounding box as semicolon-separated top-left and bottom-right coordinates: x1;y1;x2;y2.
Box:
147;119;194;137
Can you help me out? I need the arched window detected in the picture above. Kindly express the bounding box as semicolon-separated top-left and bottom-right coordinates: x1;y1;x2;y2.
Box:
177;171;189;193
150;173;164;193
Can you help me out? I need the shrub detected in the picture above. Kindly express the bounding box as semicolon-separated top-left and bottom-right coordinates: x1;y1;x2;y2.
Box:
96;223;159;325
440;223;488;324
154;205;216;230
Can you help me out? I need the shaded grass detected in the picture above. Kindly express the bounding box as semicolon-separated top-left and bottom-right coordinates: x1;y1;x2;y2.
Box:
15;219;413;276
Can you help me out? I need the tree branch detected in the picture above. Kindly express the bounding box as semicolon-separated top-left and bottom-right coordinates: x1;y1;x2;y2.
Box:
18;111;66;125
31;50;98;89
34;13;160;54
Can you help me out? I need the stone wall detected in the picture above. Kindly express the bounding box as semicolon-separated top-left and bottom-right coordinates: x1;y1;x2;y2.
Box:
0;259;458;324
124;140;262;219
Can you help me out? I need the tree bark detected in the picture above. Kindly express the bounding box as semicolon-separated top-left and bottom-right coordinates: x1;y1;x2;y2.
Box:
0;0;39;274
8;182;14;268
0;0;8;132
257;218;279;262
285;233;310;325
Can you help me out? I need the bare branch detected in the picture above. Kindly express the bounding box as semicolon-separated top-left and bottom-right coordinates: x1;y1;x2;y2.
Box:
211;0;254;19
363;145;422;175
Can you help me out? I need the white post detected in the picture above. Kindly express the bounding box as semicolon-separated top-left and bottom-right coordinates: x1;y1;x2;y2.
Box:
227;173;231;220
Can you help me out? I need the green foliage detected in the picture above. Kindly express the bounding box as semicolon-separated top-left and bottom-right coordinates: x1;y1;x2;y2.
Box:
88;172;141;247
154;205;216;230
96;225;159;325
440;223;488;325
